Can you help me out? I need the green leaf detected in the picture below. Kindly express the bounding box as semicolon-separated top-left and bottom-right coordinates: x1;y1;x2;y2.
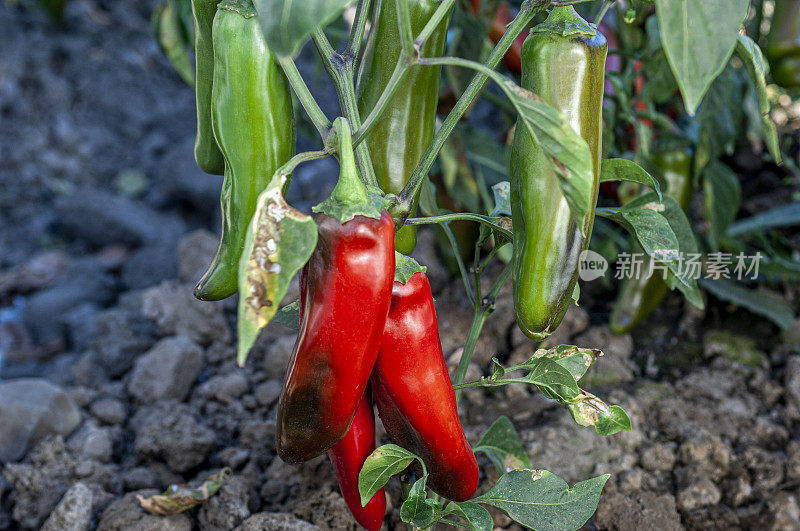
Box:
526;358;581;402
491;181;511;217
138;468;232;515
394;252;426;284
237;187;317;366
400;477;435;528
530;345;603;382
568;390;633;436
475;470;610;531
506;81;595;233
474;416;532;474
655;0;749;114
597;193;703;308
702;161;741;250
600;158;662;201
253;0;355;57
694;66;742;172
443;502;494;531
735;34;781;163
654;195;704;309
358;444;418;507
727;203;800;236
272;300;300;332
699;278;796;330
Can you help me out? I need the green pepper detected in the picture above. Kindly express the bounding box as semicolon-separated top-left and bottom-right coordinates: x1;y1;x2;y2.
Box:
357;0;452;254
191;0;225;175
610;149;693;335
510;7;606;341
194;0;295;301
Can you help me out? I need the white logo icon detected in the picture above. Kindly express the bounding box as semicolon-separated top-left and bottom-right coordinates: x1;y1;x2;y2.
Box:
579;250;608;282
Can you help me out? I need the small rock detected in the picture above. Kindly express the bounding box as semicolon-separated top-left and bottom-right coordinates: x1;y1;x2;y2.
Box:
219;447;250;470
787;441;800;481
0;378;81;462
63;302;99;353
55;187;183;248
770;492;800;530
254;380;281;407
617;468;644;493
90;398;127;425
128;336;204;403
722;475;753;507
677;479;721;511
141;280;230;346
121;467;160;491
92;309;156;378
97;491;192;531
132;401;215;473
177;230;219;284
71;425;113;463
785;356;800;421
264;335;296;380
121;244;179;290
594;491;682;531
22;259;115;345
198;373;249;405
640;443;677;472
235;512;318;530
197;475;251;531
678;435;731;480
40;482;93;531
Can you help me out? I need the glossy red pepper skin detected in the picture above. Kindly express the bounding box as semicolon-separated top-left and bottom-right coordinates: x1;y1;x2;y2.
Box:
326;391;386;531
370;272;479;502
277;211;395;463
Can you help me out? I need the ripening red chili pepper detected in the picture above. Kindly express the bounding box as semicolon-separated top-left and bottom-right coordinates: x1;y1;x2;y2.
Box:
277;211;395;463
370;267;479;502
277;118;395;464
326;391;386;531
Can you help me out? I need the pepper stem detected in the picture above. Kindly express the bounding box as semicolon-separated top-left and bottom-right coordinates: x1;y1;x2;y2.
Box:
330;117;368;205
312;117;385;223
533;5;596;37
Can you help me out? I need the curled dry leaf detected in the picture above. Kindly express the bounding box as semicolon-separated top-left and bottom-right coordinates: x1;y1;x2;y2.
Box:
237;187;318;365
137;468;233;516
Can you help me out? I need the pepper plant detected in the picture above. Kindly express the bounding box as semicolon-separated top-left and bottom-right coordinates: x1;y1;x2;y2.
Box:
149;0;790;529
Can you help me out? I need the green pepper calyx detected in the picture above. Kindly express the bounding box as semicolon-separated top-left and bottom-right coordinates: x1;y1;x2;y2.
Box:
532;5;596;38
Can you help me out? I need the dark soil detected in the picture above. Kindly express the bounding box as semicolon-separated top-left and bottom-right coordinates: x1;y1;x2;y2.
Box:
1;2;799;530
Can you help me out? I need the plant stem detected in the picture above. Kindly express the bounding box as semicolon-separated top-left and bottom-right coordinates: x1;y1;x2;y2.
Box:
347;0;372;58
453;262;512;402
414;0;456;45
593;0;613;25
392;0;545;222
311;28;379;188
279;58;331;141
405;213;511;240
273;148;334;196
395;0;414;57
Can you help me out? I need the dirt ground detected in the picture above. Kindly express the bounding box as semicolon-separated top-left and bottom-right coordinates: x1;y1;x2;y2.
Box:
1;1;799;530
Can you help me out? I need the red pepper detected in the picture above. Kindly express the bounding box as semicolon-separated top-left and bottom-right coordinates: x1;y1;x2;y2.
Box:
277;211;395;463
370;271;479;502
326;391;386;531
